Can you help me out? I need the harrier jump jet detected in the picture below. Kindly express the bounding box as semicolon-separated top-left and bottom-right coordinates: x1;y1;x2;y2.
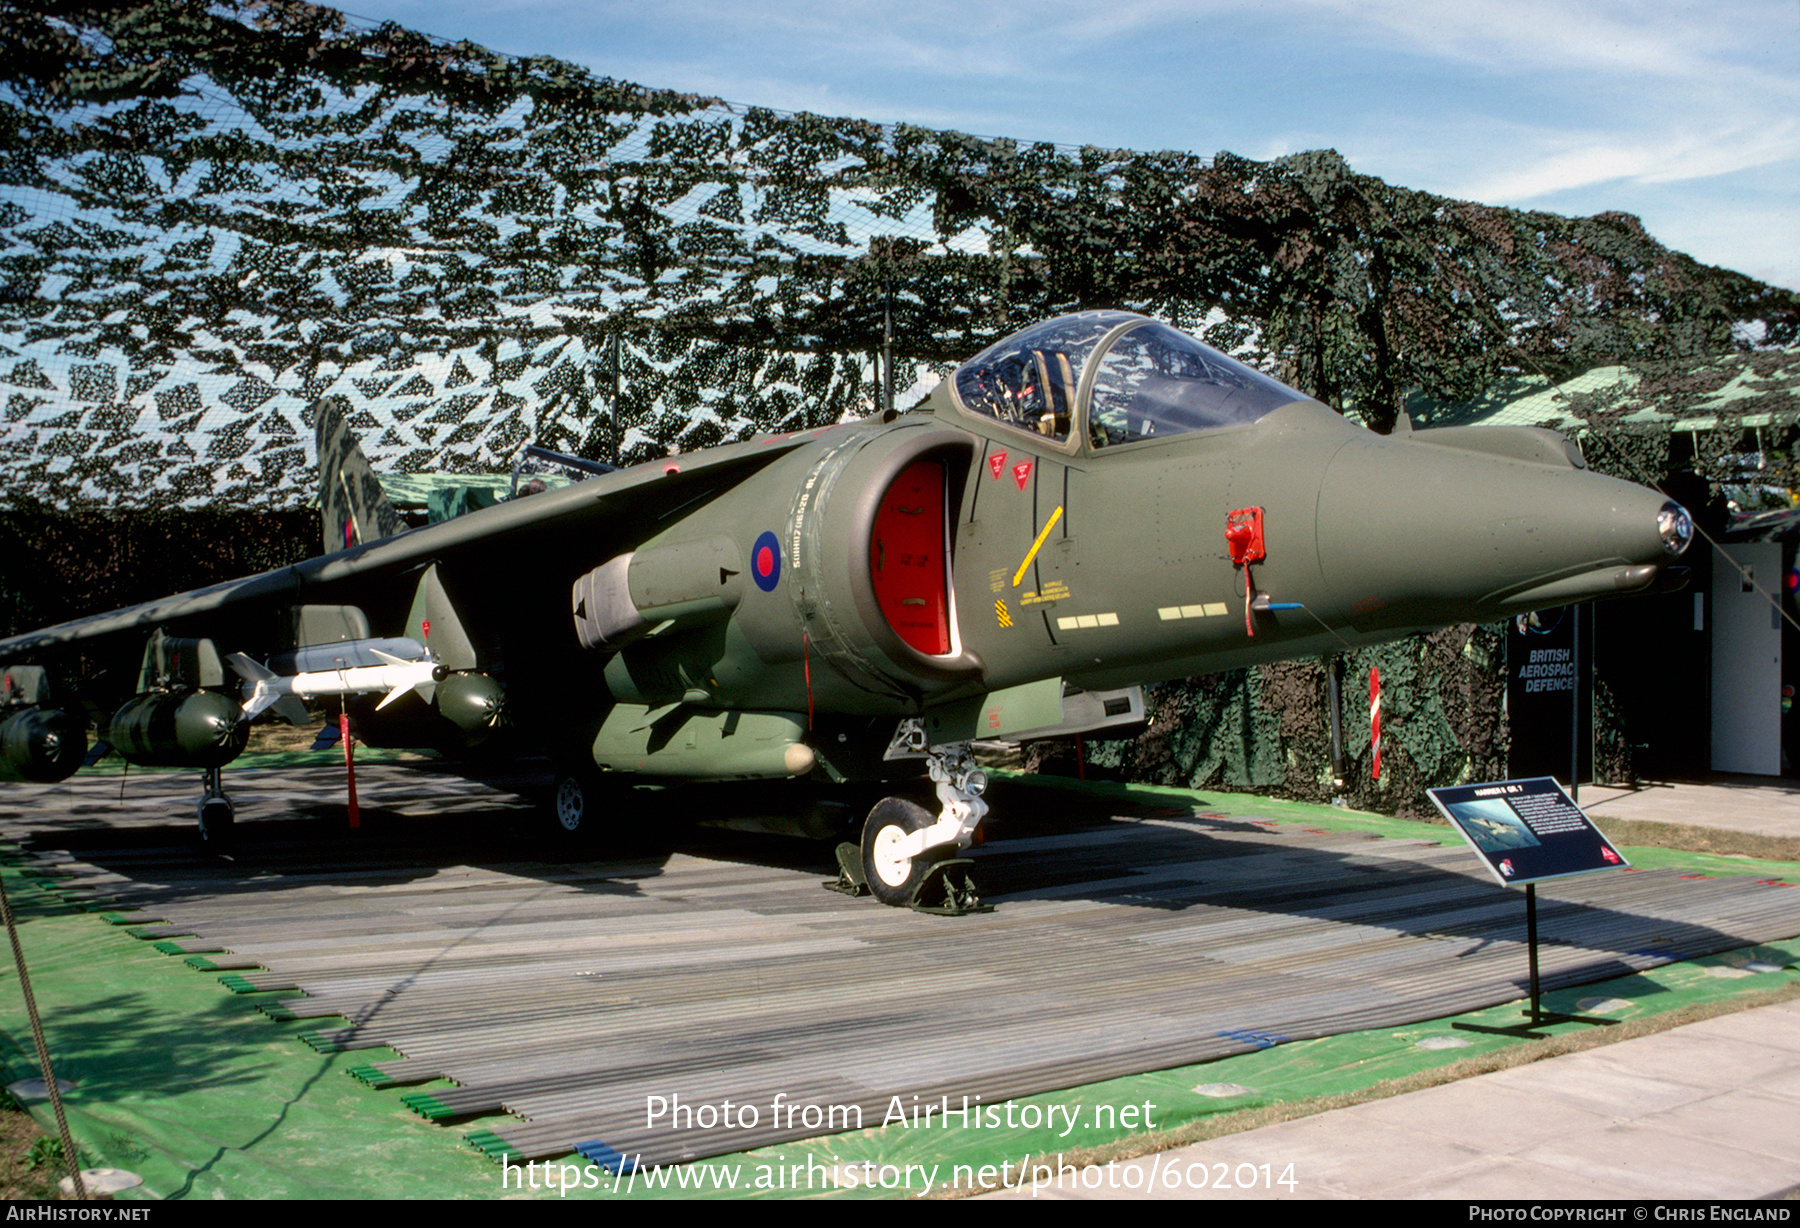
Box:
0;312;1693;907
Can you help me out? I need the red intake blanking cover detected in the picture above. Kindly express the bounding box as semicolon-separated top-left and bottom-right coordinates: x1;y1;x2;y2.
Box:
870;460;950;656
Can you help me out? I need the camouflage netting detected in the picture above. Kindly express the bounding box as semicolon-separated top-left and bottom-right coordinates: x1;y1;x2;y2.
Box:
4;1;1798;511
1406;348;1800;502
1031;627;1509;816
3;0;1797;811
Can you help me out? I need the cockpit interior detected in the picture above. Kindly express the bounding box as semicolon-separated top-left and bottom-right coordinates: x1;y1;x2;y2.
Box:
951;311;1306;450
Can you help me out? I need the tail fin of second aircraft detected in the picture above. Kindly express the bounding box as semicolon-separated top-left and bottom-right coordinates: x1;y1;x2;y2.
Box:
315;395;403;554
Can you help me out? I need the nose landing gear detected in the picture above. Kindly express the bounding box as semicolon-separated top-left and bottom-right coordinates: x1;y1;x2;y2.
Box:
828;731;992;915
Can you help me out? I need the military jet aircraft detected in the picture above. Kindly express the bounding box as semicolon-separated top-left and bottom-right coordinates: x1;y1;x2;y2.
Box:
0;311;1694;908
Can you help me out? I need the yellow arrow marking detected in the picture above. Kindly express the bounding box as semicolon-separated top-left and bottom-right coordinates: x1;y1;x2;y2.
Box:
1012;505;1064;587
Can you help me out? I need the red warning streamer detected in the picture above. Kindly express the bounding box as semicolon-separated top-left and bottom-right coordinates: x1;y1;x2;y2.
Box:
1369;667;1382;781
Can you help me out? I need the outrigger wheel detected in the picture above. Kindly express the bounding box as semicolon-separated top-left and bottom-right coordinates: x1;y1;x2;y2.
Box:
831;796;990;915
197;766;234;850
550;767;633;845
550;769;602;840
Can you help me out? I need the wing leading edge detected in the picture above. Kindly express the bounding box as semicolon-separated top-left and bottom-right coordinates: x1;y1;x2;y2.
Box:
0;432;815;662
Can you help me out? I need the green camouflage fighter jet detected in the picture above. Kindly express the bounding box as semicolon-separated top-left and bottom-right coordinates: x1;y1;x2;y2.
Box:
0;311;1693;909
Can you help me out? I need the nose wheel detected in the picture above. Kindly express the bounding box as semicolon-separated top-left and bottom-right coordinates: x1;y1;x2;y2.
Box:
828;734;992;915
860;798;938;905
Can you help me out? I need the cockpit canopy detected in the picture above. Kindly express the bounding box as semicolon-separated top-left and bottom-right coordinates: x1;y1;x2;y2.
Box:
951;311;1307;449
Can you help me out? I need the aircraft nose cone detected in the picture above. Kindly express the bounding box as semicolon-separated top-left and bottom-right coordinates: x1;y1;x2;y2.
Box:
1315;434;1686;628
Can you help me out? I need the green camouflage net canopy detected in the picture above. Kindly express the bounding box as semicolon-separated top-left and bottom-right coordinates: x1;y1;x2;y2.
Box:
4;1;1797;510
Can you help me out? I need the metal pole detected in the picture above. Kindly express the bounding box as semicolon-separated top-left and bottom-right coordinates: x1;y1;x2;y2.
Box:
1590;603;1598;791
1326;656;1346;790
881;279;895;419
0;873;86;1198
1570;605;1581;804
1526;882;1542;1021
609;330;622;467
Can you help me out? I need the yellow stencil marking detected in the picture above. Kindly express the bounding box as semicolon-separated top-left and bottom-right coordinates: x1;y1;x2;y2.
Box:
1019;581;1070;607
995;599;1013;628
1011;505;1064;588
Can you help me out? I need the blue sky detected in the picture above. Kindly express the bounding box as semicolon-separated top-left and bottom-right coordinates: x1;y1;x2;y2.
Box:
340;0;1798;290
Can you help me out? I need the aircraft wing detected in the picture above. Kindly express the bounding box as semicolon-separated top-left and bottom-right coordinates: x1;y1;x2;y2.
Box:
0;433;815;663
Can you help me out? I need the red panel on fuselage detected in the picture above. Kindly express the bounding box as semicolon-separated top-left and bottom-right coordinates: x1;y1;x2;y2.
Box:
870;460;950;656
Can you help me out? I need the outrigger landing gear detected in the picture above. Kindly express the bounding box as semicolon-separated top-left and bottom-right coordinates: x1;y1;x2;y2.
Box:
197;765;234;850
830;726;992;915
548;768;607;842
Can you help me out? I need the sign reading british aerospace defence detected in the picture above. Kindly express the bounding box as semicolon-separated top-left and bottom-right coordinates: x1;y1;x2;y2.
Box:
1427;777;1627;887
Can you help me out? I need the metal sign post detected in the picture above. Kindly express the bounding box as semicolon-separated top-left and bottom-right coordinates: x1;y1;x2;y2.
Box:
1429;777;1627;1036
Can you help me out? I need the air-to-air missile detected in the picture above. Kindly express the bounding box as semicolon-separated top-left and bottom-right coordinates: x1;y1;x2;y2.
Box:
228;640;446;724
0;310;1693;908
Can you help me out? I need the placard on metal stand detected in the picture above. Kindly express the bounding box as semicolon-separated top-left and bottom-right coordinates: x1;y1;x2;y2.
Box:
1428;777;1628;1037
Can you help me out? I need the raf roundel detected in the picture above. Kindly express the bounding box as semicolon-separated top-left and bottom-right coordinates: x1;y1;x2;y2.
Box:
752;530;782;592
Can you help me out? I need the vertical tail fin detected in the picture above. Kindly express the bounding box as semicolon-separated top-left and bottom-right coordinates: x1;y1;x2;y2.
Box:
315;395;402;554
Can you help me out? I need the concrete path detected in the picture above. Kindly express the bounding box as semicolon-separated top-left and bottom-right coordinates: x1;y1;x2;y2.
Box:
984;999;1800;1200
1580;775;1800;841
984;776;1800;1201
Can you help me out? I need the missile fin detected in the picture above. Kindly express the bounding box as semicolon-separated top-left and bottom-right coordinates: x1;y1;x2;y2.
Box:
224;644;275;684
374;679;436;711
226;652;275;683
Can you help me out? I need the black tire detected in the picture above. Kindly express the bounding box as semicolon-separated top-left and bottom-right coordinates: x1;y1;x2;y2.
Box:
197;794;235;850
860;797;938;907
549;769;607;840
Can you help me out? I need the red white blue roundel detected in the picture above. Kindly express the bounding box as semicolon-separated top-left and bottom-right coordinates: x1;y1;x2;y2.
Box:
752;531;782;592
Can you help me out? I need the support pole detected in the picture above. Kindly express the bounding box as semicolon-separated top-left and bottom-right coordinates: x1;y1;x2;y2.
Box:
340;711;359;829
1570;604;1581;804
1525;882;1543;1019
1326;656;1346;791
881;278;895;419
609;329;623;468
1453;882;1612;1037
0;874;85;1198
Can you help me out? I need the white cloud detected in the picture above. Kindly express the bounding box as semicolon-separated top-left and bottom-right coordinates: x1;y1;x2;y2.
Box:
1310;0;1787;83
1456;120;1800;203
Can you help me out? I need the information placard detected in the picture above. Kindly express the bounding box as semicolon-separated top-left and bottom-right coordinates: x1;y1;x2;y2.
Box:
1427;777;1627;887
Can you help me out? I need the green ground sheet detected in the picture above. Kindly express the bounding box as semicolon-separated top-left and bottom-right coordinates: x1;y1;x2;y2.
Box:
1;780;1794;1200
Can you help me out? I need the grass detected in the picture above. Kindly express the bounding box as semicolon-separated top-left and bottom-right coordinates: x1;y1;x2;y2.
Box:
0;1094;70;1200
1583;816;1800;865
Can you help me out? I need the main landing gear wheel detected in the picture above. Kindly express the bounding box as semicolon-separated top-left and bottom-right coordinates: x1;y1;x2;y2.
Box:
860;797;937;906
